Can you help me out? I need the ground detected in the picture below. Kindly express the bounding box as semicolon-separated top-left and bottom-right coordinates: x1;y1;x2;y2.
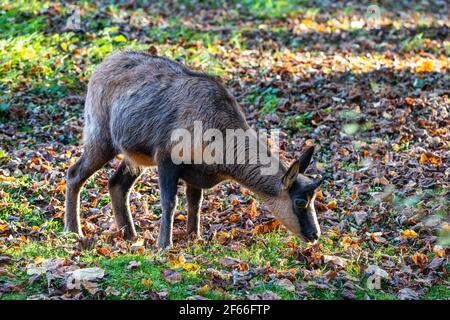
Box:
0;0;449;300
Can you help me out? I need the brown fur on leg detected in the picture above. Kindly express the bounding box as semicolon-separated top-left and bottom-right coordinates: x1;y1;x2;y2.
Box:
64;145;114;236
108;161;145;240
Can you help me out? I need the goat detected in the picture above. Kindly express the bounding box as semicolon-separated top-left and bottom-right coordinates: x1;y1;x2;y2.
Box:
64;51;326;248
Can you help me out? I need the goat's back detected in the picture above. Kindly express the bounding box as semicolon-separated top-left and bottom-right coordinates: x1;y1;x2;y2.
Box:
83;51;248;161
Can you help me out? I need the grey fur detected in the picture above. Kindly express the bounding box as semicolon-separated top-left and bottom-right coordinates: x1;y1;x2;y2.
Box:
64;51;323;248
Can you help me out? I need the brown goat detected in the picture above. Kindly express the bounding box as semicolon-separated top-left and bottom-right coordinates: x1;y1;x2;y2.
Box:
64;51;326;248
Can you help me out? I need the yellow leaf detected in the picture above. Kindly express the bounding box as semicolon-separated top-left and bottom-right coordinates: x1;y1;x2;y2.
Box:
20;47;37;60
198;284;209;296
392;144;401;152
327;199;337;210
141;278;153;286
415;60;434;73
400;229;418;239
175;214;187;221
0;175;15;183
183;263;199;271
34;256;45;264
215;231;231;244
169;253;185;268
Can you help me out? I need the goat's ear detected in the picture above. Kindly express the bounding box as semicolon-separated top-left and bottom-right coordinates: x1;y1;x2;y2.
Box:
298;146;314;174
282;160;299;190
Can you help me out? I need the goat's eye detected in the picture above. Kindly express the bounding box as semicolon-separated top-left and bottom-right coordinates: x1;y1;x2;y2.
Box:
295;199;308;208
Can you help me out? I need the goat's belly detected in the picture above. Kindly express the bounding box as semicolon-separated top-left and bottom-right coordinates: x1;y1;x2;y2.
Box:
180;169;225;189
124;151;156;167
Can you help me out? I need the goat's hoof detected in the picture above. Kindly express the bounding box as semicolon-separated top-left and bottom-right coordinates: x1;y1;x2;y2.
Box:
123;231;137;241
156;241;173;250
76;234;98;251
63;226;83;238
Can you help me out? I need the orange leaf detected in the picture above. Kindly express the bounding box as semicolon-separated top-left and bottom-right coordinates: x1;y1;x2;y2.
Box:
238;262;249;271
411;253;428;268
97;246;111;256
315;190;324;201
230;196;239;206
229;213;241;223
419;153;442;165
253;220;280;235
404;97;415;106
327;199;337;210
249;201;258;218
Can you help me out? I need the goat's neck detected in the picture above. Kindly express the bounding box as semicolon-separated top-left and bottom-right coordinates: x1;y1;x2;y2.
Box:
223;146;286;197
230;163;284;197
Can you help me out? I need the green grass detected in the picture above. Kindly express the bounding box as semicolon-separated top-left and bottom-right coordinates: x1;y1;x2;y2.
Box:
5;228;444;300
1;0;448;301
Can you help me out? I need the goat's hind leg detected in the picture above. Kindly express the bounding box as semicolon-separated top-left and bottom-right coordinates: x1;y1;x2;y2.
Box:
108;161;145;240
64;145;114;236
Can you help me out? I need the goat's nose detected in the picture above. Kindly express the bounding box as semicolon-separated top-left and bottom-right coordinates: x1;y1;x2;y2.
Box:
305;230;319;242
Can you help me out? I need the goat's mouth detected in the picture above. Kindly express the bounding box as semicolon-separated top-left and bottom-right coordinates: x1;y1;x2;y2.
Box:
299;232;319;244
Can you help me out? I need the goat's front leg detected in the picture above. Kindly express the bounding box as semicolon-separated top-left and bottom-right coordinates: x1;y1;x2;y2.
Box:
156;161;179;249
186;185;202;238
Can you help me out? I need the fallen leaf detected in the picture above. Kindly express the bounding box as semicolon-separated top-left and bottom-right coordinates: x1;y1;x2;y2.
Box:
70;267;105;282
218;257;240;268
276;278;295;292
141;278;153;286
127;261;141;269
415;60;433;73
248;290;281;300
400;229;418;239
97;246;111;256
175;214;187;221
198;284;209;296
327;199;337;210
353;211;368;226
398;288;419;300
26;265;47;276
419;153;442;165
163;269;182;283
183;263;199;271
186;295;209;300
253;220;280;234
433;245;445;258
411;253;428;268
323;255;348;267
